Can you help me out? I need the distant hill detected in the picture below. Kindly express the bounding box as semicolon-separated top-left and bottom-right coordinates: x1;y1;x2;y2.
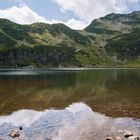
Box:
0;11;140;68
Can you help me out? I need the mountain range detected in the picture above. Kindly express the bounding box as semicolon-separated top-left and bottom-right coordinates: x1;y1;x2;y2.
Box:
0;11;140;68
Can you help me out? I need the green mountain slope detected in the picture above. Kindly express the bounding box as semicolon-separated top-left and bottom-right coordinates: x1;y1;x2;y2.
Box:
104;29;140;66
84;11;140;66
85;11;140;34
0;11;140;68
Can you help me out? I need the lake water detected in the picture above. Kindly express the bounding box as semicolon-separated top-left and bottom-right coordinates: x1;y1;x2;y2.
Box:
0;68;140;140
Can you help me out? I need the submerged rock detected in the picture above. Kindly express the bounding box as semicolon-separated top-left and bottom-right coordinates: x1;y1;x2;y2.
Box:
123;130;133;138
128;136;140;140
9;127;23;139
106;136;123;140
118;130;124;134
115;136;123;140
9;129;20;138
106;137;115;140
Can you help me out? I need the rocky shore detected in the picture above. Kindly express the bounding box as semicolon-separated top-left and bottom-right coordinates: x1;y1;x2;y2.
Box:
106;130;140;140
0;127;139;140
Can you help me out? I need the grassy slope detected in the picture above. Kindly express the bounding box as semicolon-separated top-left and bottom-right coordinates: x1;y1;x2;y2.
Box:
0;11;140;68
84;11;140;67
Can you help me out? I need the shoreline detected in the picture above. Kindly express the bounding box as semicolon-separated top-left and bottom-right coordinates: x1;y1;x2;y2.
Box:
0;67;140;71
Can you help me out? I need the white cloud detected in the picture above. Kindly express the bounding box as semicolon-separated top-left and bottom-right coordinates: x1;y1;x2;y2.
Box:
46;18;88;29
0;6;47;24
64;18;88;30
56;0;140;28
54;0;140;22
0;0;140;29
0;5;86;29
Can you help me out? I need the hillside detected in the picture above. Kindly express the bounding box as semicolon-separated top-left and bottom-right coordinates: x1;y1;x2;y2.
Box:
85;11;140;34
0;11;140;68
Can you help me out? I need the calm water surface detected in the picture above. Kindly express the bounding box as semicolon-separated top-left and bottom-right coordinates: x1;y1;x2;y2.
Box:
0;68;140;118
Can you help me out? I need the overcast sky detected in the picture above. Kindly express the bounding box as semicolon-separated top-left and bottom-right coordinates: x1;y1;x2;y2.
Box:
0;0;140;29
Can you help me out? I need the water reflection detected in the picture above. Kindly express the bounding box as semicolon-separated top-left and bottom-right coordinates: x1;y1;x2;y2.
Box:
0;69;140;118
0;103;140;140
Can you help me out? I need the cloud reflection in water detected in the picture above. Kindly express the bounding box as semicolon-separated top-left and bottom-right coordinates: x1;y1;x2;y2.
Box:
0;103;140;140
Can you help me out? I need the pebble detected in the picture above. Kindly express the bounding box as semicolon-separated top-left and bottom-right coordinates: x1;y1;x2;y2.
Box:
128;136;140;140
9;129;20;138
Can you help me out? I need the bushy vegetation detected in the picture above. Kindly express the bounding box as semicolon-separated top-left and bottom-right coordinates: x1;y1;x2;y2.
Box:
0;45;79;68
0;32;17;49
85;27;119;34
105;29;140;60
0;19;36;44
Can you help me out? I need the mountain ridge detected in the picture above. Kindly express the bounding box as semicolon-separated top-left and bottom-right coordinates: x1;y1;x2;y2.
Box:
0;10;140;68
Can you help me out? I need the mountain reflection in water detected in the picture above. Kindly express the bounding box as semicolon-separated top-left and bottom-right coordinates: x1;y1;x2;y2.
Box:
0;69;139;118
